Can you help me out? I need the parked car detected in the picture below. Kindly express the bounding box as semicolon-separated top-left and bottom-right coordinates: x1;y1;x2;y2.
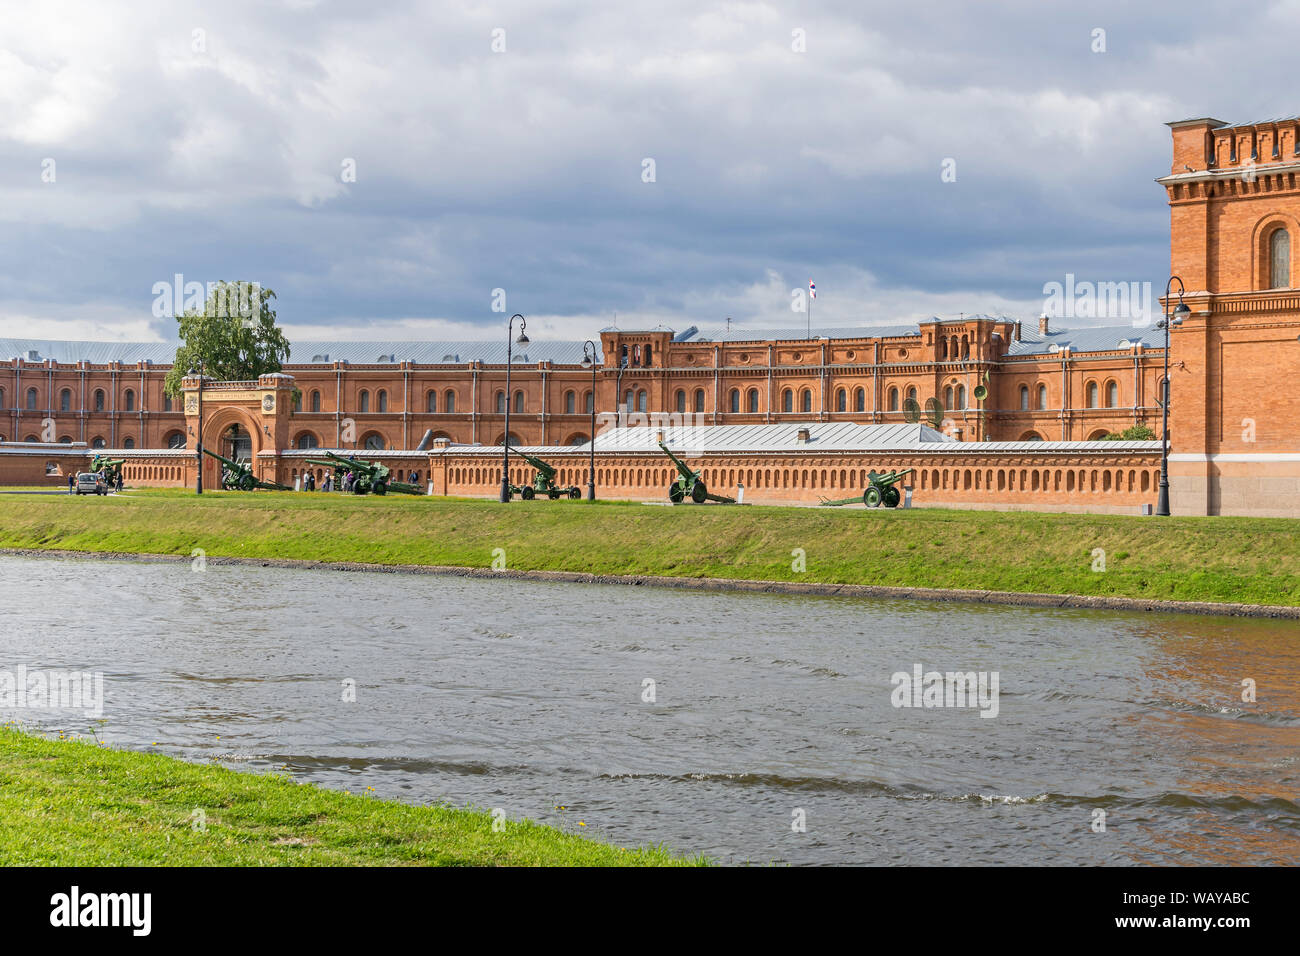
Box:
75;472;107;496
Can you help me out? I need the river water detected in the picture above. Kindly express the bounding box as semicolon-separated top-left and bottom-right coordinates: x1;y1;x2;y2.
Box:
2;554;1298;865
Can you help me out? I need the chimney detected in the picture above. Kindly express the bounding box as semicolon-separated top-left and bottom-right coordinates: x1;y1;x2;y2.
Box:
1038;313;1050;335
1013;321;1022;342
796;427;811;445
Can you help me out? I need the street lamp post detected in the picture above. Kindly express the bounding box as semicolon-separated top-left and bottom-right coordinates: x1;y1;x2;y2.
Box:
500;314;529;502
188;360;204;495
581;340;598;500
613;354;629;427
1155;276;1191;517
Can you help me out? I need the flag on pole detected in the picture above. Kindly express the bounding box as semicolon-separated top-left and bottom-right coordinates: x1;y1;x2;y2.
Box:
808;279;816;299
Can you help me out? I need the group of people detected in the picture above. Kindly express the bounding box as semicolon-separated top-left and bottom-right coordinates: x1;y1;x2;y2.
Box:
299;470;335;492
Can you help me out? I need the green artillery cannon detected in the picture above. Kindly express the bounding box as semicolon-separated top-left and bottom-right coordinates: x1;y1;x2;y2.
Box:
90;455;125;486
819;468;914;509
659;441;736;504
505;447;581;500
306;450;421;496
202;447;292;491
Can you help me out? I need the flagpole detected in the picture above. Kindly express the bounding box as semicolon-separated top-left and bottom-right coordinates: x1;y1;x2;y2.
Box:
808;279;812;339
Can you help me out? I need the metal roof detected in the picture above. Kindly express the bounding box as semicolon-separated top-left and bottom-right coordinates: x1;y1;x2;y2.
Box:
1004;325;1162;356
571;421;955;454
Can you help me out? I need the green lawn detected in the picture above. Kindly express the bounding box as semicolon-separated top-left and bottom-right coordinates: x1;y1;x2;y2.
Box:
0;726;699;866
0;488;1296;606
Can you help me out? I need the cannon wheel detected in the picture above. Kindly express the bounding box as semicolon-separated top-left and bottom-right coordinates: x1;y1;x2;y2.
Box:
238;473;256;491
690;481;708;504
883;486;901;508
521;486;535;500
372;481;387;496
668;483;685;504
568;487;581;499
864;485;883;508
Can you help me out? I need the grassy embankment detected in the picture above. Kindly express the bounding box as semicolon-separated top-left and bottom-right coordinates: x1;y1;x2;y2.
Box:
0;726;697;866
0;489;1297;606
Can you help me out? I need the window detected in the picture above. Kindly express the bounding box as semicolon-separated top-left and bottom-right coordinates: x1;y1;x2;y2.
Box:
944;385;954;410
495;391;506;414
644;344;652;366
675;390;686;414
123;437;135;449
26;387;37;410
377;390;388;413
166;431;186;449
1106;381;1119;408
1271;228;1290;288
163;394;173;412
1037;384;1048;410
311;390;322;413
585;391;593;413
0;387;5;408
60;389;71;412
292;390;301;412
91;436;106;449
359;390;370;413
887;387;899;411
636;390;646;412
445;390;456;413
694;389;705;413
747;389;759;413
1086;381;1099;408
729;389;740;413
782;389;793;413
514;391;524;413
1019;386;1029;410
800;389;812;413
363;433;385;450
94;389;105;412
956;385;966;409
296;432;319;449
427;391;437;413
836;389;846;412
565;390;575;414
856;388;867;412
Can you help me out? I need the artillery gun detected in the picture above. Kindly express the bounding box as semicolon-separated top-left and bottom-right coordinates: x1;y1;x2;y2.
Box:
202;447;292;491
819;468;914;509
305;450;421;496
90;455;125;486
505;447;581;500
658;441;735;504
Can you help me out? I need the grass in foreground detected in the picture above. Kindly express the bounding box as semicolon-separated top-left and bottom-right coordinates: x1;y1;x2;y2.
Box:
0;726;698;866
0;488;1297;606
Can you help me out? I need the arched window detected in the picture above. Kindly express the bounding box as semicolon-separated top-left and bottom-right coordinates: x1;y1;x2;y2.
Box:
1037;384;1048;409
585;390;593;413
1271;227;1290;288
124;389;135;411
950;335;959;358
426;391;437;413
0;387;5;408
887;387;899;411
165;431;186;449
359;390;370;413
311;390;321;412
800;389;812;413
363;433;385;450
296;432;319;449
163;394;172;412
122;437;135;449
694;389;705;413
495;391;506;414
729;388;740;413
961;336;970;359
26;388;38;410
855;388;866;412
377;390;388;413
513;391;524;414
1019;385;1029;410
836;388;847;412
1086;381;1099;408
782;388;793;412
565;390;575;414
938;337;948;360
956;385;966;409
944;385;954;409
675;390;686;414
292;390;302;412
636;390;646;412
445;390;456;413
644;344;652;366
747;389;759;413
905;386;916;403
1106;381;1119;407
91;436;106;449
60;389;71;412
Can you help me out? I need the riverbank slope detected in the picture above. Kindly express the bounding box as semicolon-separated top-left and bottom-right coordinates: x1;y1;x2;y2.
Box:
0;727;697;866
0;490;1296;607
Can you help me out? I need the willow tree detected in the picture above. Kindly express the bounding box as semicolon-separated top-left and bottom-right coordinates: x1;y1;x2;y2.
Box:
163;282;291;396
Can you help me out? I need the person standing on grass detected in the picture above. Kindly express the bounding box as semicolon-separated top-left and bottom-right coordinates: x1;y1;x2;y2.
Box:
68;471;76;494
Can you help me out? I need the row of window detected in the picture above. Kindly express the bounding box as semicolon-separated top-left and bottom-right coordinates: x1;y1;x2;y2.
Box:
0;387;173;413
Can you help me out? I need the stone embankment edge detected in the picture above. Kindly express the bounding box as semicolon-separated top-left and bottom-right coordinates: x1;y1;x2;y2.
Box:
4;547;1297;620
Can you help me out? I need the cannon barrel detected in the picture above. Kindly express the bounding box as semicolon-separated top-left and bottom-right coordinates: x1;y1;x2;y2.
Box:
657;441;697;481
507;445;557;479
200;447;245;471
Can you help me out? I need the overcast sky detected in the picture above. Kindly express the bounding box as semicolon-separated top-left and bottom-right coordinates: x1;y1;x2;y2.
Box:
1;0;1296;345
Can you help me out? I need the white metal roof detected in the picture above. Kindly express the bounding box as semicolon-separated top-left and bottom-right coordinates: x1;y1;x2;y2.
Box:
576;421;954;454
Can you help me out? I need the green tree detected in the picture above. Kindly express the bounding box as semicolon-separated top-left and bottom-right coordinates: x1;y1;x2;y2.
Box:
1100;424;1157;441
164;283;291;396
